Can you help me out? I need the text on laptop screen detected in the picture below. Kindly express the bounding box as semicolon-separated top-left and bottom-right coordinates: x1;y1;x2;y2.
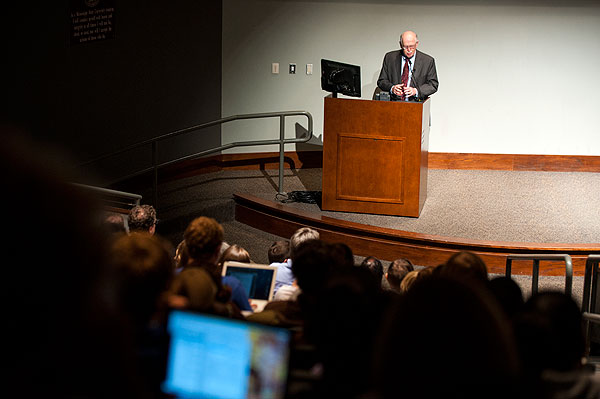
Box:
162;310;291;399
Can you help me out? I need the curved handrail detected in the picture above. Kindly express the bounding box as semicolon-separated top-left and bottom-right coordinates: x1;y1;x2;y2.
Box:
81;111;314;204
505;253;573;296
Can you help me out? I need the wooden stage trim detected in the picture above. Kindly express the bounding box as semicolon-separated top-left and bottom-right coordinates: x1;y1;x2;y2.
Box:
234;193;600;277
428;152;600;172
158;152;599;180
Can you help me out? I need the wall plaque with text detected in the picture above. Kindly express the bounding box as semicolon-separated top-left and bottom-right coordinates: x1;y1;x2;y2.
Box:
70;0;116;46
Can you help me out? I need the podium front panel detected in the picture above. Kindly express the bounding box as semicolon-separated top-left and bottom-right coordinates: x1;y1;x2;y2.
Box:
336;133;405;204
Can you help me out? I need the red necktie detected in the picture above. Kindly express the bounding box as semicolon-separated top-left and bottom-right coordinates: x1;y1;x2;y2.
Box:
400;59;410;100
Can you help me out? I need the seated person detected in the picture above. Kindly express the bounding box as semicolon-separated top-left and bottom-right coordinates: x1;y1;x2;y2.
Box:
268;240;290;264
272;227;320;296
514;291;600;398
109;232;175;395
217;244;254;312
168;217;242;319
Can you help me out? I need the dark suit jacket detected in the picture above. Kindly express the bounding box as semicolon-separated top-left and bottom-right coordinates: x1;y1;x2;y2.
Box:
377;49;439;101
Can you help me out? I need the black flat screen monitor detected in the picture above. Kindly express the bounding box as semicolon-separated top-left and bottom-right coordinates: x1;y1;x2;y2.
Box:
321;59;361;98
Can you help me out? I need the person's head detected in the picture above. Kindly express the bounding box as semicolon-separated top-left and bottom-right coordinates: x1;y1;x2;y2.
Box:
513;291;585;377
268;240;290;264
128;204;157;234
291;239;336;296
400;30;419;58
103;213;127;235
386;258;414;291
306;264;387;396
439;251;489;284
361;256;384;284
183;216;224;265
109;232;174;327
218;244;251;265
290;227;320;258
399;270;419;293
329;242;355;268
375;275;520;398
488;276;524;320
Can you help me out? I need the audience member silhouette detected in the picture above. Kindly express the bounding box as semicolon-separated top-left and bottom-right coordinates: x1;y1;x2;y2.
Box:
108;232;175;397
103;213;127;234
329;242;355;268
374;273;521;399
360;256;384;286
513;291;600;398
128;204;158;234
2;133;146;398
437;250;489;284
110;232;174;328
386;258;414;292
308;263;388;397
488;275;525;320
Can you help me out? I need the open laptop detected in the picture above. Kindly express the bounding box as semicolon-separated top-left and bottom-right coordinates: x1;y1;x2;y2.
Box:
162;310;291;399
221;261;278;313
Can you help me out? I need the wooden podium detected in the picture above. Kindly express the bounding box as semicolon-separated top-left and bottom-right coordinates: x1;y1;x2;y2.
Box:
322;96;430;217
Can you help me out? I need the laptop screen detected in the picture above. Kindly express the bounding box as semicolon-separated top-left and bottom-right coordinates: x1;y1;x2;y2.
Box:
221;262;277;301
162;310;291;399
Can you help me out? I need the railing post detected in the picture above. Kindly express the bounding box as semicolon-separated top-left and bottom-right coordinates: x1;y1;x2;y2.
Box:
564;255;573;297
505;258;512;278
532;259;539;295
278;114;285;194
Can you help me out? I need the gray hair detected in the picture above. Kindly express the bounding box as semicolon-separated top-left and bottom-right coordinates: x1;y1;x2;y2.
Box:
290;227;320;252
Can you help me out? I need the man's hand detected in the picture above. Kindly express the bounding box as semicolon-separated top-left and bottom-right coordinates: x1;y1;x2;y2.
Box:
403;86;416;97
391;84;404;96
392;84;417;98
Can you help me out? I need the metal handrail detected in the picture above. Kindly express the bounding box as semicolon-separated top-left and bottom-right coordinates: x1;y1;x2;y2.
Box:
81;111;314;205
505;254;573;296
584;312;600;324
582;255;600;356
582;255;600;313
72;183;142;206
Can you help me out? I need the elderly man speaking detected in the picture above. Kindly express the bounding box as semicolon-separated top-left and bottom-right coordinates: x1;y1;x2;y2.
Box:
377;30;439;101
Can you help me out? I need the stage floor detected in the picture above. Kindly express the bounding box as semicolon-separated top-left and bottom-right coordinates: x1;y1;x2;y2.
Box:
157;167;600;245
216;168;599;244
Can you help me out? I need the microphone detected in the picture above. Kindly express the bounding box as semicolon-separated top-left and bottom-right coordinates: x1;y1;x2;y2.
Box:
407;58;420;101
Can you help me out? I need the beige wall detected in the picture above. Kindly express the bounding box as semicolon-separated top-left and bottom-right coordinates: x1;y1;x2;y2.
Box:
222;0;600;155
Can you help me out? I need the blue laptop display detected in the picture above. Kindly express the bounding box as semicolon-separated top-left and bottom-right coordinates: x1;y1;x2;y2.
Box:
162;310;291;399
221;262;277;301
